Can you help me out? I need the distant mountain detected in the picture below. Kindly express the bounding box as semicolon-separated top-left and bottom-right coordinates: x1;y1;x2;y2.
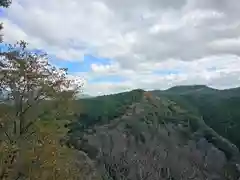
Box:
153;85;240;97
77;93;93;99
162;85;219;94
67;89;240;179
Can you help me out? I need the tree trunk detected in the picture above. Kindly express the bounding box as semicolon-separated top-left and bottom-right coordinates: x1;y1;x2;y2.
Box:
14;119;20;137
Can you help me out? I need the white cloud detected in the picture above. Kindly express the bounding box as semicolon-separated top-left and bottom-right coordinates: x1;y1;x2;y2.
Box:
91;63;119;74
208;37;240;54
81;55;240;95
1;0;240;95
83;81;135;96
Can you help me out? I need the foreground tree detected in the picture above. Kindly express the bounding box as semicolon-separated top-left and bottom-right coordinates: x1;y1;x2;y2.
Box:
0;41;96;180
0;0;11;7
0;0;11;42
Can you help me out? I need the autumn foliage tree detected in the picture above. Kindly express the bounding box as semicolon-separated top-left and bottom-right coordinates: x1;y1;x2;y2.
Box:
0;41;94;180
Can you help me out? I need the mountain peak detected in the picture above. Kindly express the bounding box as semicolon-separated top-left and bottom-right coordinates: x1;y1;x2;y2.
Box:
167;84;209;90
163;85;217;94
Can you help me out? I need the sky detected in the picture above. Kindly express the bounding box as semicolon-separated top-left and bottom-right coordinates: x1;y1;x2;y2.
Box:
0;0;240;96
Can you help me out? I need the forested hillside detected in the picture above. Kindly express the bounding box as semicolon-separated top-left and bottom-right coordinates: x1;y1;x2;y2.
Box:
67;88;240;180
152;85;240;149
71;89;144;129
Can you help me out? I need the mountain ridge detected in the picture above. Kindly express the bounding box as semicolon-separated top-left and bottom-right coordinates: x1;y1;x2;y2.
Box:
68;89;240;179
85;85;240;98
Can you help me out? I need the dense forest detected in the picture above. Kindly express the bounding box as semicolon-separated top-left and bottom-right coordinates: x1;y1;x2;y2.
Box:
152;85;240;149
69;89;144;130
68;86;240;151
67;88;240;180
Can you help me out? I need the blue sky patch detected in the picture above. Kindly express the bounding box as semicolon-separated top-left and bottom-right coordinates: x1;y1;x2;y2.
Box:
49;54;113;73
84;54;112;65
0;8;6;17
0;43;8;52
50;57;89;73
31;49;46;54
89;75;126;83
0;43;114;76
153;69;181;75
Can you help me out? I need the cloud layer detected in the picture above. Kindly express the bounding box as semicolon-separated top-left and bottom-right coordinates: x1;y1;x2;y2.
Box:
1;0;240;95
